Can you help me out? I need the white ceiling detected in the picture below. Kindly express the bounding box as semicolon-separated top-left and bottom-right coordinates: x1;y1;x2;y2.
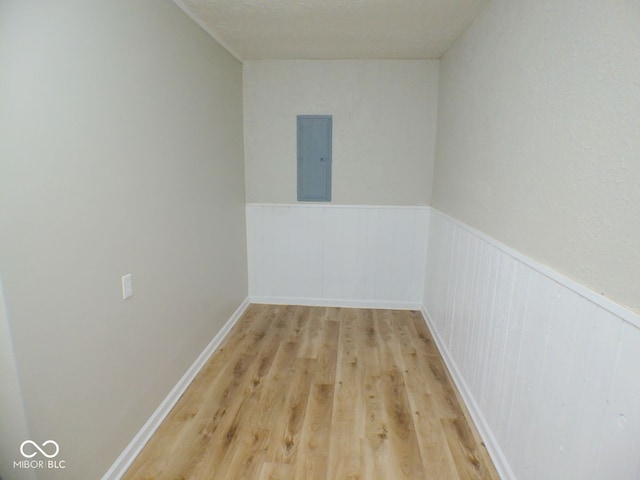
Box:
175;0;489;61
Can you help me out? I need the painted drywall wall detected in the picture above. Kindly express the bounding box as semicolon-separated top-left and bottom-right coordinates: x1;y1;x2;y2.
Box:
0;1;247;478
243;60;439;205
0;279;36;480
432;0;640;312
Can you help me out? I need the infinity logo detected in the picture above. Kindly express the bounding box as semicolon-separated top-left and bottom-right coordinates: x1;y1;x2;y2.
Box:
20;440;59;459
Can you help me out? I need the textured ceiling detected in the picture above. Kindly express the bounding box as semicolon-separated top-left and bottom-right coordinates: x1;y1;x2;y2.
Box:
175;0;489;60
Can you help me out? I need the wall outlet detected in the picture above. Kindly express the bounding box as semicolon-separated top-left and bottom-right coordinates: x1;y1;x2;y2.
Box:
121;274;133;300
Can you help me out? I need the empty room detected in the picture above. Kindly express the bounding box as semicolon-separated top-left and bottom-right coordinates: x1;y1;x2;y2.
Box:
1;0;639;479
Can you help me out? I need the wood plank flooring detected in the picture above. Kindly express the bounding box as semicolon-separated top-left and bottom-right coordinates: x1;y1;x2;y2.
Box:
123;305;499;480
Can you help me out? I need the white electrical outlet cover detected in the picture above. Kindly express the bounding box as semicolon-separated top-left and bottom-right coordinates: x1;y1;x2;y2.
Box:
121;274;133;300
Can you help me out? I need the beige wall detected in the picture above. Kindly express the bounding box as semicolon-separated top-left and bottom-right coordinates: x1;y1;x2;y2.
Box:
433;0;640;312
0;280;36;480
243;60;439;205
0;1;247;478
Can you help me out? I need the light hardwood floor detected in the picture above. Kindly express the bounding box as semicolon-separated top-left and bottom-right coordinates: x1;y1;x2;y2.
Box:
123;305;499;480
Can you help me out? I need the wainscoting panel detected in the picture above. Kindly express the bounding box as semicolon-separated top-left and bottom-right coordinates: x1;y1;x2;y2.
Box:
246;204;429;308
423;209;640;480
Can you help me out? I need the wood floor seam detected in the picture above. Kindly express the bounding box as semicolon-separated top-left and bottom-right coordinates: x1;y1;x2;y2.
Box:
123;304;499;480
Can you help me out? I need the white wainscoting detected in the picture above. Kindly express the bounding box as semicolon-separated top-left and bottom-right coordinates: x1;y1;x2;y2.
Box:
423;209;640;480
246;204;429;309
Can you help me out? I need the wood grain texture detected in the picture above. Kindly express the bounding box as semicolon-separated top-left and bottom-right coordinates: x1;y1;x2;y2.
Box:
123;304;498;480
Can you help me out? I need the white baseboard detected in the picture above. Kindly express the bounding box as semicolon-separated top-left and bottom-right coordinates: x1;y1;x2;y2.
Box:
101;297;251;480
421;305;516;480
250;295;422;311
